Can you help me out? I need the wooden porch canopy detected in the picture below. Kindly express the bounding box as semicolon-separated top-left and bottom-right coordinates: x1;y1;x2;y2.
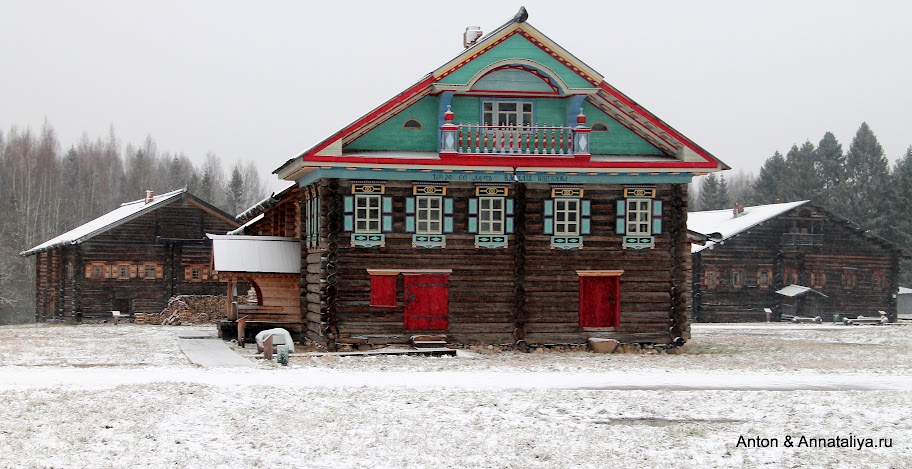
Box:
208;234;303;336
775;284;829;298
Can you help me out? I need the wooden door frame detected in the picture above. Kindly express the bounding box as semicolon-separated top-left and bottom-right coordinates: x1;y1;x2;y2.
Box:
577;270;623;330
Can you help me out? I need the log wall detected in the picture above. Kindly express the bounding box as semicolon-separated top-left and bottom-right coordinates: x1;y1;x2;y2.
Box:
32;197;238;321
694;204;902;322
304;178;691;347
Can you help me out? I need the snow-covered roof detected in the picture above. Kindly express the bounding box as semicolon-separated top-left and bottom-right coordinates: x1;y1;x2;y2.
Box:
227;214;264;236
899;287;912;295
21;189;188;256
776;284;829;298
689;201;809;253
235;181;297;222
208;234;300;274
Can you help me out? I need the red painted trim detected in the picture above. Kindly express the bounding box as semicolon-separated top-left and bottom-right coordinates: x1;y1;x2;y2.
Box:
517;30;600;86
303;76;436;157
596;82;720;166
302;154;719;169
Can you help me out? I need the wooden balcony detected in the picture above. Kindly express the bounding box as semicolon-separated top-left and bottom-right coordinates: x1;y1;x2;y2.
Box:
451;124;578;155
439;106;591;158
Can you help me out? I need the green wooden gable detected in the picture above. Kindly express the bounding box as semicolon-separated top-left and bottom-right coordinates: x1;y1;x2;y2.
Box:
344;96;664;156
345;96;438;152
437;34;594;90
274;7;729;182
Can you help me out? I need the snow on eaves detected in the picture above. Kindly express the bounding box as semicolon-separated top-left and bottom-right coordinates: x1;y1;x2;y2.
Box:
227;214;264;235
20;188;187;256
688;200;809;254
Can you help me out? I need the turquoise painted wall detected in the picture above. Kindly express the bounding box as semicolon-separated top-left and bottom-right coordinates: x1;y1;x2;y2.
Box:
345;96;438;152
345;95;665;155
583;101;665;156
439;34;595;90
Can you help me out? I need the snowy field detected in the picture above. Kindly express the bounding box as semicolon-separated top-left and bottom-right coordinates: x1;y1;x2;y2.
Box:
1;323;910;468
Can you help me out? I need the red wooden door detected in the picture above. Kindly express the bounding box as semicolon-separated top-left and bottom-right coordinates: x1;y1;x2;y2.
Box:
579;276;620;328
404;274;449;330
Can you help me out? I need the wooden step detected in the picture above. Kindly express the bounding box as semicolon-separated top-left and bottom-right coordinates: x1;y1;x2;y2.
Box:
411;335;448;348
413;340;449;349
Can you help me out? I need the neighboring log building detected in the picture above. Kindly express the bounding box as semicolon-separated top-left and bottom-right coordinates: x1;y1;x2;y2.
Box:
689;201;904;322
223;9;728;348
21;189;239;321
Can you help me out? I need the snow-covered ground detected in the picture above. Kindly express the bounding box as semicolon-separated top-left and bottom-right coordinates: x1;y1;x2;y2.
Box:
1;323;910;468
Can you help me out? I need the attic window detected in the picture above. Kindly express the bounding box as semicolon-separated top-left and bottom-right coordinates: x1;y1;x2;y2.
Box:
403;119;422;130
591;122;609;132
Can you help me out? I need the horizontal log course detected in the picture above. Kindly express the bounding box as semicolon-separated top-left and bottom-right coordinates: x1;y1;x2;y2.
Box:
305;311;325;324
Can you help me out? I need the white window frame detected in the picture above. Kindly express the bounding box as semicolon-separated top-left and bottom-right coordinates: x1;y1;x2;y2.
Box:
479;197;505;235
482;100;533;127
626;198;652;235
416;195;443;235
355;194;382;233
554;198;580;236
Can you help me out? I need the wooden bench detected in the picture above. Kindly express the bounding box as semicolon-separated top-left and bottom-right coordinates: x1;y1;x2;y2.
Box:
791;316;822;323
843;313;888;326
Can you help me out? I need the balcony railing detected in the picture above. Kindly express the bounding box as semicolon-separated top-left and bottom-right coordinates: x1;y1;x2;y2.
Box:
782;233;824;246
454;124;575;155
439;106;591;158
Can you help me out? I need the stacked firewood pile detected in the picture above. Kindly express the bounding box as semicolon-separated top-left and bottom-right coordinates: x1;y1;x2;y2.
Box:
134;295;230;325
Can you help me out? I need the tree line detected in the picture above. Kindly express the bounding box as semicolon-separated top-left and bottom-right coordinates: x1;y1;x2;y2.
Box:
0;121;268;324
694;122;912;284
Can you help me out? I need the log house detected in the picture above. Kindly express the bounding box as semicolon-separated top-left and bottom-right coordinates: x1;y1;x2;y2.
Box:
228;9;728;348
689;201;904;322
21;189;239;321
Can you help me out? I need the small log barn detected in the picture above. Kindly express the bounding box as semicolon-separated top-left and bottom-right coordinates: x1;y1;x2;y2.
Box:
21;189;239;322
689;201;904;322
225;8;728;348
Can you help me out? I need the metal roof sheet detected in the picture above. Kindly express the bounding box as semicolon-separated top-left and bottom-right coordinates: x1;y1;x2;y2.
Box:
208;234;300;274
775;284;829;298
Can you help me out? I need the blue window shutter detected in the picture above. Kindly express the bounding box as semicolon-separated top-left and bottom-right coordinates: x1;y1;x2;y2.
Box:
468;198;478;234
344;195;354;232
652;199;663;234
615;199;626;234
382;196;394;233
506;198;515;234
405;197;416;233
581;199;592;235
443;198;454;233
543;199;554;235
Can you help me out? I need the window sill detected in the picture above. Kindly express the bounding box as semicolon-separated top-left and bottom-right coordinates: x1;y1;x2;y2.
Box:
551;236;583;250
622;235;655;250
352;233;385;248
475;234;508;249
413;234;446;249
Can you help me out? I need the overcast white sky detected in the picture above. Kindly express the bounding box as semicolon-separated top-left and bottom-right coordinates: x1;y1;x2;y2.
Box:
2;1;910;191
